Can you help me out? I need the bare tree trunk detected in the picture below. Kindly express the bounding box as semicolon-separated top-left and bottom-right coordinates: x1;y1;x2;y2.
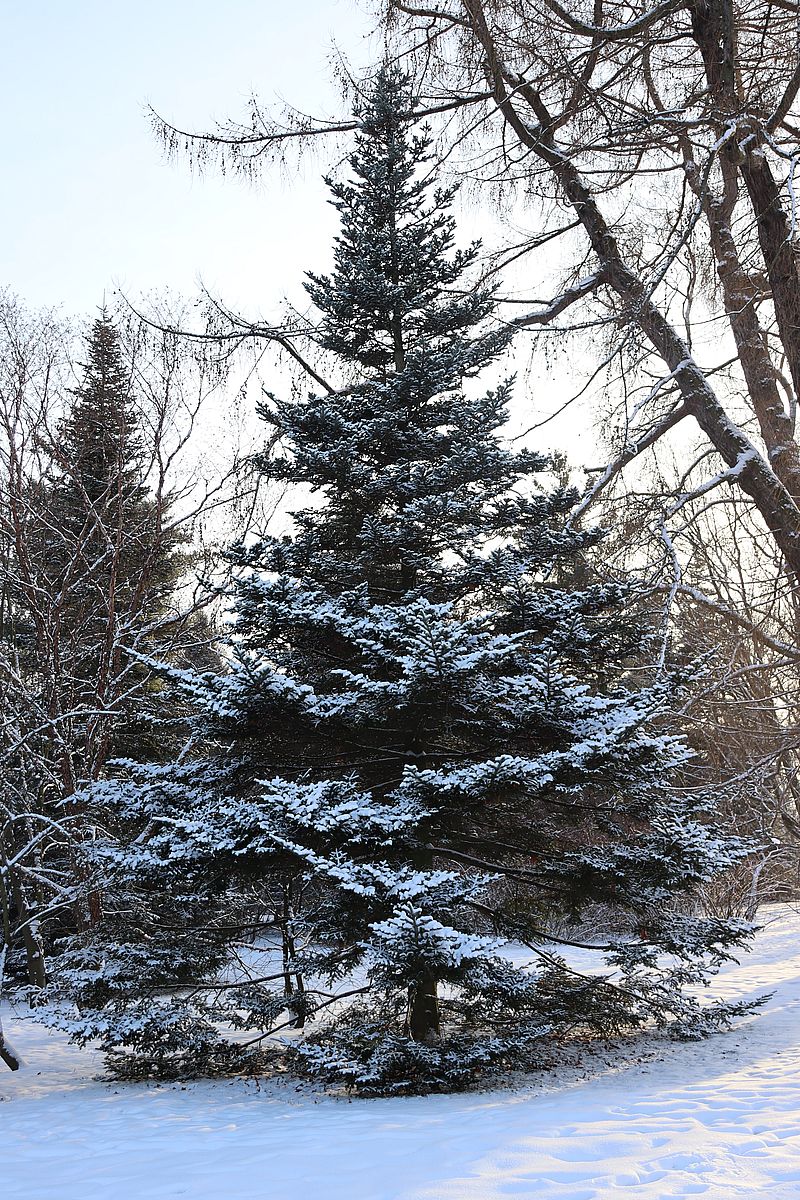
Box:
0;946;24;1071
686;0;800;410
0;1019;22;1071
459;0;800;571
8;866;47;990
741;153;800;405
701;205;800;502
277;880;306;1028
407;971;441;1043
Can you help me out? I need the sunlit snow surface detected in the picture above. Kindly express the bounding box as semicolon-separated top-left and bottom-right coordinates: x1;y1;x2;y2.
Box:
4;906;800;1199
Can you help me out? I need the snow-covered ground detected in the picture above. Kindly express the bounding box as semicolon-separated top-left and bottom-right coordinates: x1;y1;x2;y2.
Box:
3;906;800;1200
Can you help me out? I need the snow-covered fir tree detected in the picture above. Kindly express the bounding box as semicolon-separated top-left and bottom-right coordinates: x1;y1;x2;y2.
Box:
51;69;757;1093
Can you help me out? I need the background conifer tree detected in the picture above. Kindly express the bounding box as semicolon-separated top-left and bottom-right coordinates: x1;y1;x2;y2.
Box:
0;310;196;995
37;312;191;774
58;312;145;527
58;70;756;1093
45;313;180;694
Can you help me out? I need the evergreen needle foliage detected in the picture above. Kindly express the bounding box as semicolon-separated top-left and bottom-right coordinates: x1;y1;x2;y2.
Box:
39;312;189;760
50;70;757;1094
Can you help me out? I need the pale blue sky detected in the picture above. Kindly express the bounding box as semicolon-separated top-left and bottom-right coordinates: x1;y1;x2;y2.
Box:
1;0;376;317
0;2;595;459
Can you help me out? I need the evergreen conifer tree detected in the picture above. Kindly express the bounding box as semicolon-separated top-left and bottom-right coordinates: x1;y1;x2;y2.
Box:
0;314;190;994
59;312;144;519
57;70;756;1093
47;314;173;647
40;313;187;764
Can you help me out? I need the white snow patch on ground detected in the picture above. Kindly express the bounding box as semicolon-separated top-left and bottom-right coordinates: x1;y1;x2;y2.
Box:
3;906;800;1199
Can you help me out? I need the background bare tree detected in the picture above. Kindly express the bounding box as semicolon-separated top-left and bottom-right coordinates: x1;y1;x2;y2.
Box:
148;0;800;571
